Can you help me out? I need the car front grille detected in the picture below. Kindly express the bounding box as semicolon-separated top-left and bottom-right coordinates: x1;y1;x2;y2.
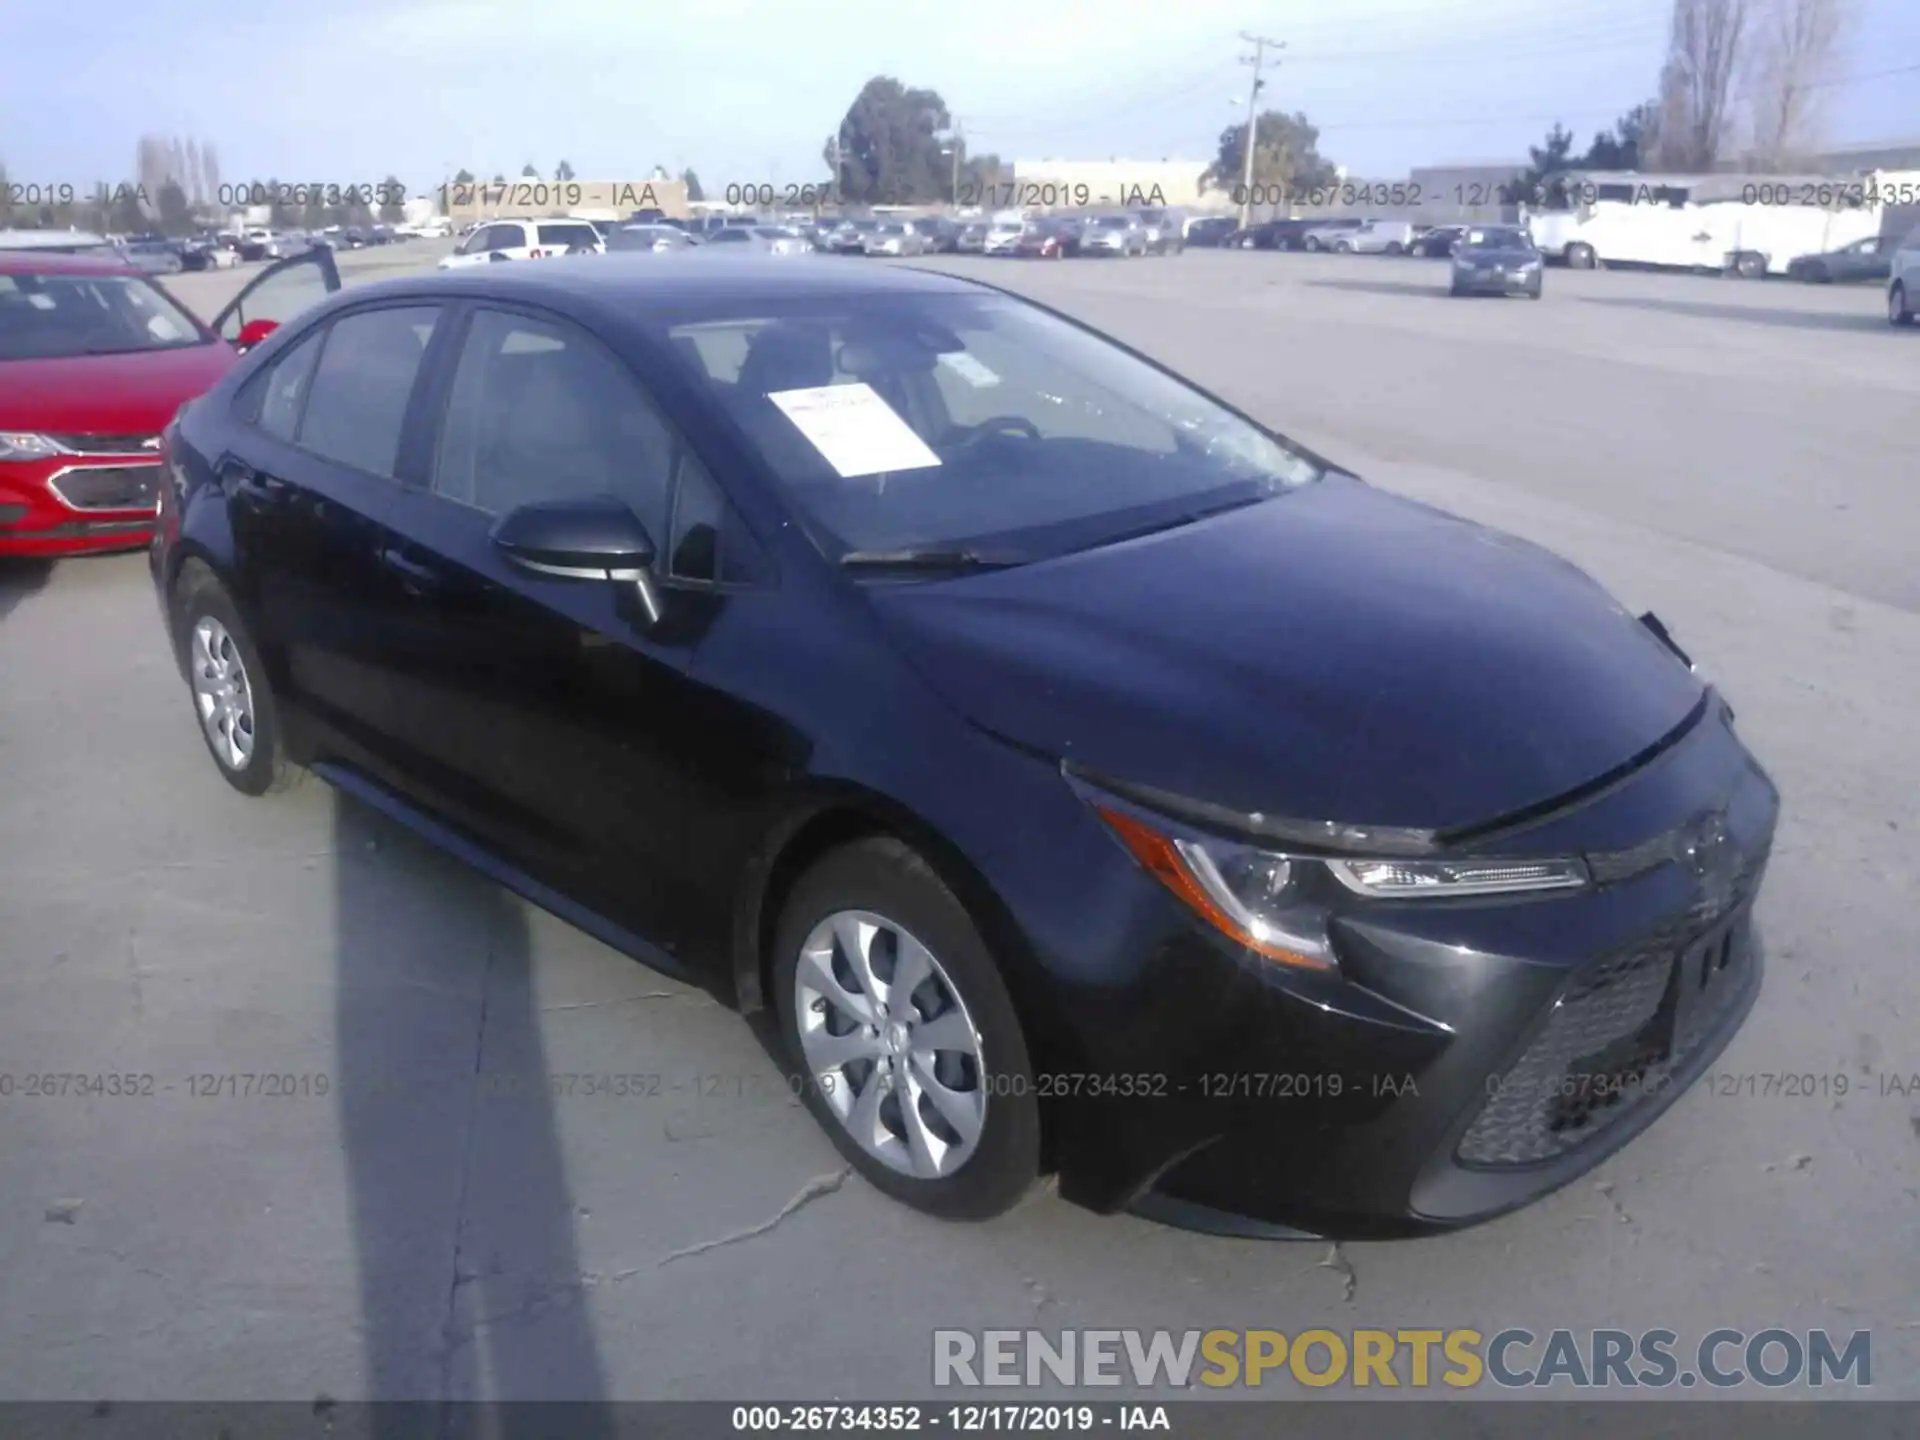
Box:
46;463;164;512
45;434;163;455
1456;848;1768;1168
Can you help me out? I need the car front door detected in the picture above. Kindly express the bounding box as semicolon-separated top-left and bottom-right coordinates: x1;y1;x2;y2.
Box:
217;301;446;777
206;244;341;350
371;302;760;957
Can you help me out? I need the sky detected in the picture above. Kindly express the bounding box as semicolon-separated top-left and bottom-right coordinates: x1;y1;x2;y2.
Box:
3;0;1915;199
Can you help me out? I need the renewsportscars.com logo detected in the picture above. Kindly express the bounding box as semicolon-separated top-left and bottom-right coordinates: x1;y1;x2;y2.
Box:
933;1328;1872;1391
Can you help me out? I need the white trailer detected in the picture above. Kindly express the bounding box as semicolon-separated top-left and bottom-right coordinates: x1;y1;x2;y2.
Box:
1525;169;1916;277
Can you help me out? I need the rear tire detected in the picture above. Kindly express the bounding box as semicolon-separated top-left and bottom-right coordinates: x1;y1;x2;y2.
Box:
1891;283;1913;327
1566;242;1596;270
772;838;1042;1220
171;565;305;797
1385;241;1404;255
1733;251;1767;279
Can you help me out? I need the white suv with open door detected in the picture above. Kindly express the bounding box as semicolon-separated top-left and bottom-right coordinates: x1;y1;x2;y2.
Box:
437;218;605;269
1888;224;1920;327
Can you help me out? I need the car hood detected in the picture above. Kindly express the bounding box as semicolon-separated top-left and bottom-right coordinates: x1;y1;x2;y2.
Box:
867;478;1705;834
0;343;235;435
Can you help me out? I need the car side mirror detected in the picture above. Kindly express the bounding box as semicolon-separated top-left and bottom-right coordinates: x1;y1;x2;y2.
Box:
490;495;663;625
235;318;279;351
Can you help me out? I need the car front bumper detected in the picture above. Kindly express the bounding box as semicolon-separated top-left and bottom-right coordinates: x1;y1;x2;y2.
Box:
1454;266;1542;294
0;458;161;556
984;695;1776;1238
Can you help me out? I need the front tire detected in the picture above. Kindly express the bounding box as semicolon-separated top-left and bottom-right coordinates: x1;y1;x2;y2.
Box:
1891;283;1913;327
171;566;304;797
772;838;1042;1220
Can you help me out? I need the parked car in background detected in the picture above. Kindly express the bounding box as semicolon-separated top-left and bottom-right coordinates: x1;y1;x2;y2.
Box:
955;221;989;253
912;216;962;253
437;218;604;268
1079;213;1148;257
1787;234;1892;284
1449;225;1544;298
863;222;931;257
981;216;1027;256
1411;224;1468;258
604;224;701;254
147;255;1777;1238
0;245;339;556
699;226;814;256
1011;217;1073;259
1184;216;1240;248
1332;220;1415;255
825;218;880;254
120;239;185;275
1888;224;1920;326
1300;218;1368;251
1137;208;1186;255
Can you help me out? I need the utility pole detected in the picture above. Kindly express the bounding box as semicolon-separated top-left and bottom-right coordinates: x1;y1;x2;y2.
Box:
1237;32;1284;230
950;121;964;209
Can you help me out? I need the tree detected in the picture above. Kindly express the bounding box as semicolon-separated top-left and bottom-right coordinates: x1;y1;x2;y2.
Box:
521;163;539;177
829;76;953;204
555;159;576;181
1501;122;1580;203
1743;0;1849;169
156;180;193;235
492;173;507;183
453;168;476;184
108;184;149;235
1647;0;1751;170
680;167;705;202
1583;103;1658;170
1202;110;1336;209
379;174;406;222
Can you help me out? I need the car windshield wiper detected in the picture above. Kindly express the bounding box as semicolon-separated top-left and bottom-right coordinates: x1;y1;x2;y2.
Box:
838;548;1026;573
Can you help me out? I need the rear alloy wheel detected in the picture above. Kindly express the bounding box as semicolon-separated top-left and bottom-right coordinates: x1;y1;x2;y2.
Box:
773;838;1041;1219
1385;242;1405;255
1733;251;1767;279
173;568;304;797
1333;241;1352;253
1566;242;1596;270
1889;283;1913;327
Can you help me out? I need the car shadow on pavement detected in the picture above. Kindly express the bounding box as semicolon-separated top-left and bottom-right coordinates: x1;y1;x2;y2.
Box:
333;791;613;1433
1572;295;1896;333
1304;277;1453;299
0;558;54;627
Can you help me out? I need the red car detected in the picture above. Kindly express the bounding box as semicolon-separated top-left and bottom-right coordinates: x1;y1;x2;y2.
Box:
0;244;339;557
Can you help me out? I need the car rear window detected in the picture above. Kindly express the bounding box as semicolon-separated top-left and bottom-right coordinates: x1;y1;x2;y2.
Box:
537;223;601;250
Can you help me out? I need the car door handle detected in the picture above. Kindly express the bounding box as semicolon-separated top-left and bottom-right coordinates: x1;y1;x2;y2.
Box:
378;547;442;595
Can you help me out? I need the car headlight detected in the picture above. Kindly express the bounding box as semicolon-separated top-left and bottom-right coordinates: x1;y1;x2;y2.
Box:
0;432;70;462
1074;769;1593;971
1327;857;1586;897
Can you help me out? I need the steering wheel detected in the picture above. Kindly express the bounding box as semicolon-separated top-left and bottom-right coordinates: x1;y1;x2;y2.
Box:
946;415;1042;451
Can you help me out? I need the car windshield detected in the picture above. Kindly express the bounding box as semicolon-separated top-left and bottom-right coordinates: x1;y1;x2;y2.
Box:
653;292;1323;562
1091;216;1130;229
0;269;210;361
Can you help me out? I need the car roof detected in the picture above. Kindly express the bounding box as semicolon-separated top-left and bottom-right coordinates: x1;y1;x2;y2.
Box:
362;252;989;308
0;249;138;276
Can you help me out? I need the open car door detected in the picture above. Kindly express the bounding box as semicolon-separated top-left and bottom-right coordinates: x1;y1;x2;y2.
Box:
207;245;341;352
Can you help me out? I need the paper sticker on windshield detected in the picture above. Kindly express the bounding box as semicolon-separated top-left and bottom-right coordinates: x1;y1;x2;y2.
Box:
767;383;942;478
936;351;1001;388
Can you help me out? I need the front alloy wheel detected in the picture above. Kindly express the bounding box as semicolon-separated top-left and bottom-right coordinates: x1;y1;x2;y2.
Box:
774;838;1041;1218
795;910;986;1179
190;617;255;772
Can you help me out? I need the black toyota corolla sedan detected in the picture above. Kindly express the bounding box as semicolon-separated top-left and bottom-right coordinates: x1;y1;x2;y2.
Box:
150;253;1775;1238
1450;225;1545;298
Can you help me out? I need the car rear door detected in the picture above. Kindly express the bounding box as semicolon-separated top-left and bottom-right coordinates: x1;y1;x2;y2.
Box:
218;301;448;776
369;301;759;954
